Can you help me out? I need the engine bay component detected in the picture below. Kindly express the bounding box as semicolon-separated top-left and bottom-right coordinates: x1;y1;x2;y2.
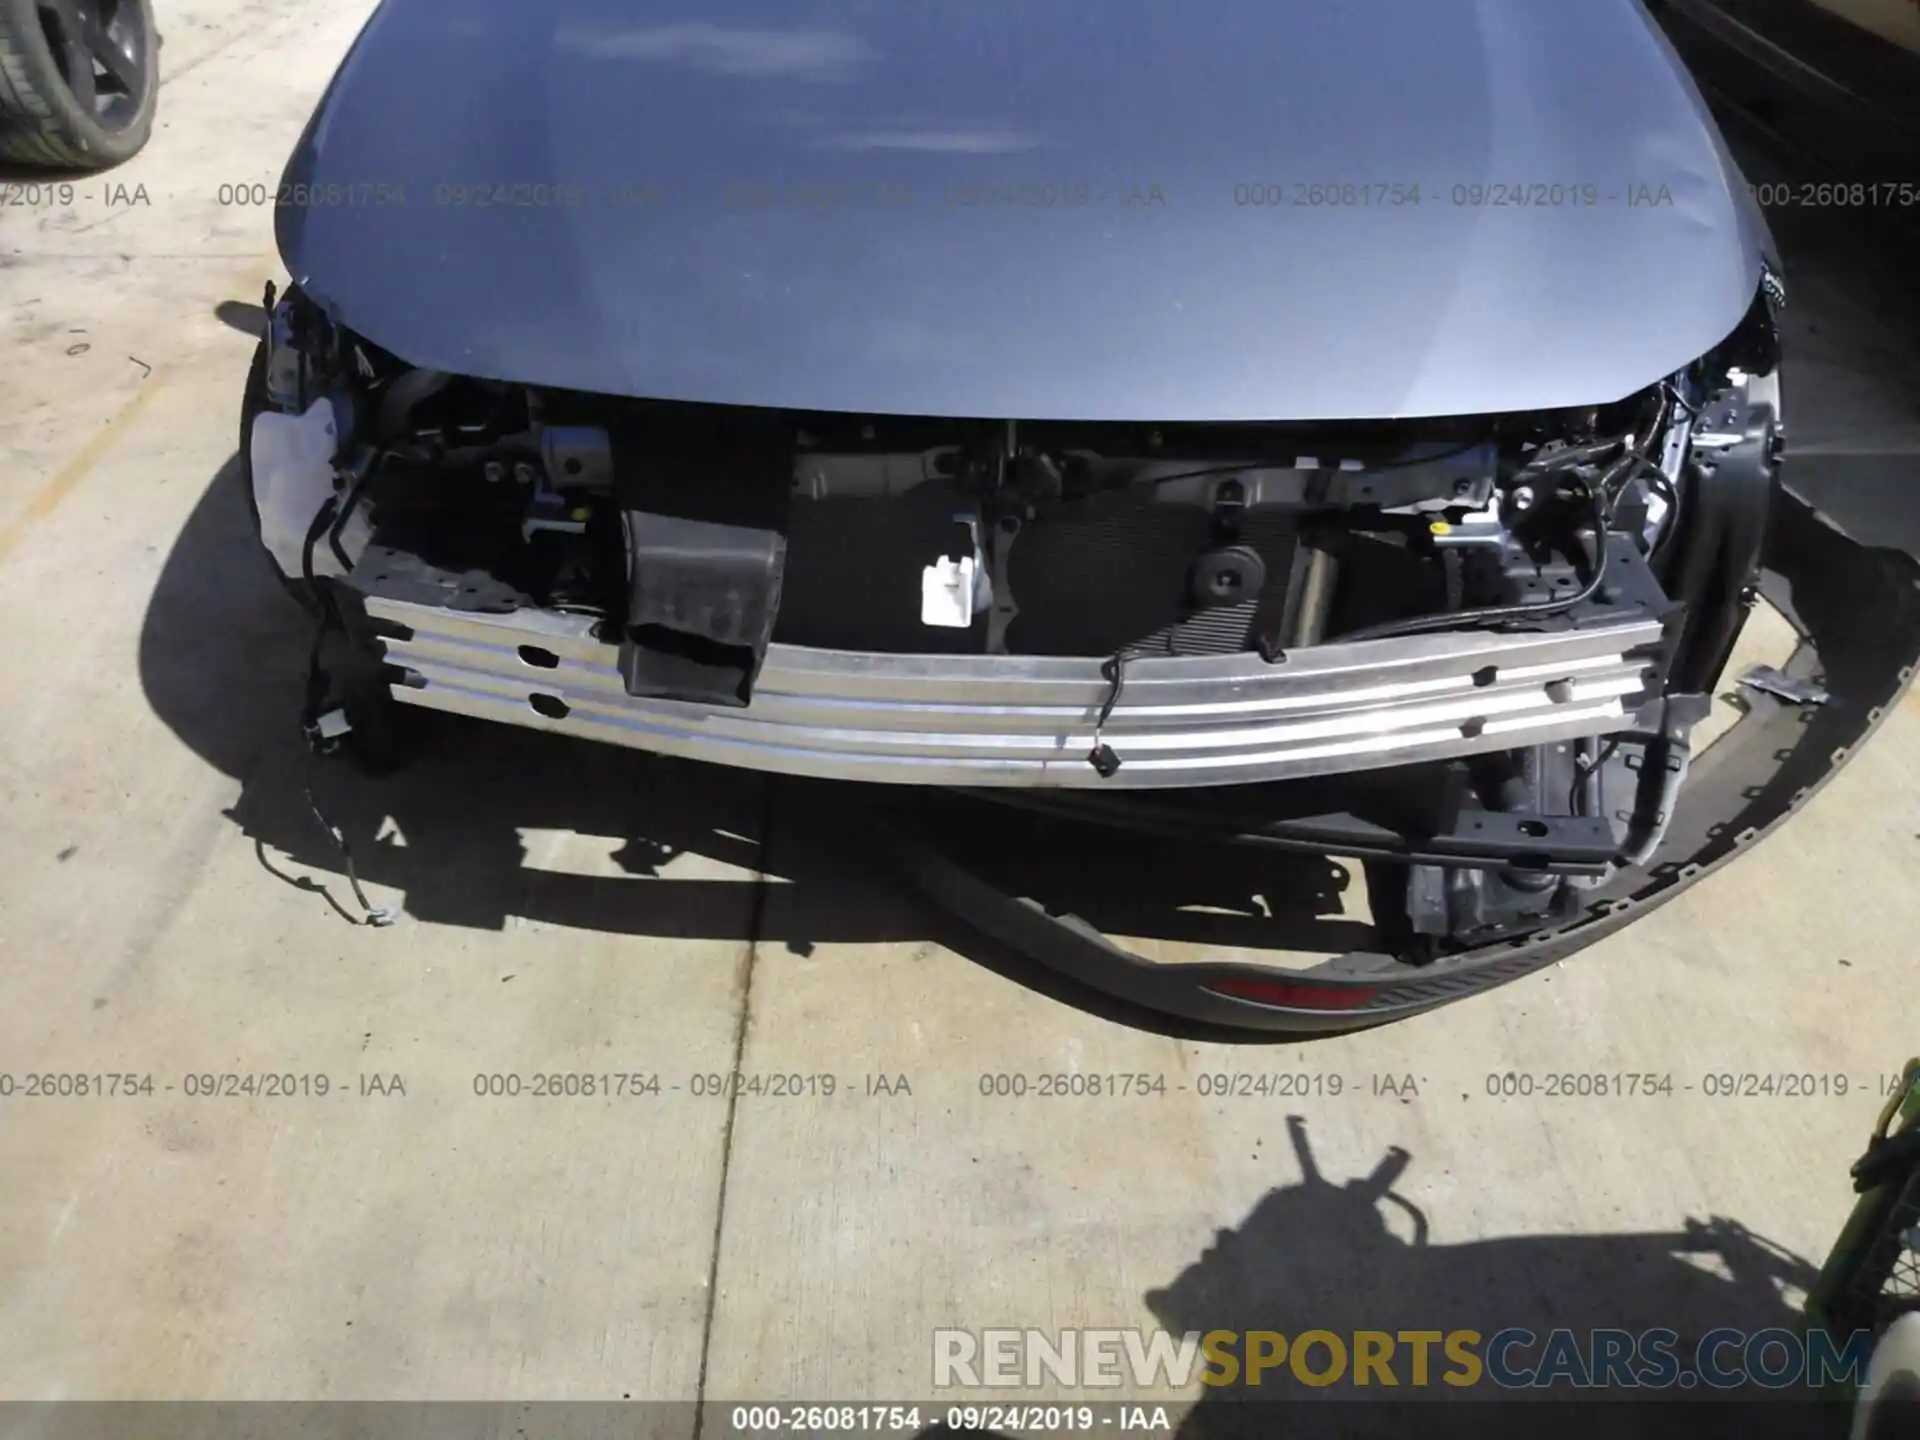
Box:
1189;545;1267;609
540;426;614;492
920;513;990;629
619;513;787;707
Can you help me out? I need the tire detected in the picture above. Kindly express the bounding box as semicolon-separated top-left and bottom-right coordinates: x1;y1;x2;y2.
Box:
0;0;158;170
238;339;324;617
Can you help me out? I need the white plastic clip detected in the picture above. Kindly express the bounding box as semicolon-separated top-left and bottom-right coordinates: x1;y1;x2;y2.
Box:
921;555;977;628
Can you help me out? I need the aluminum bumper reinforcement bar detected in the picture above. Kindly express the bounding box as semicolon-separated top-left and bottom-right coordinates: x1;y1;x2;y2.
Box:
365;599;1664;790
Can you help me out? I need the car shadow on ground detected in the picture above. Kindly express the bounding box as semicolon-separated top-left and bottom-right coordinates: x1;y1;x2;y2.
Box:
912;1116;1841;1440
138;454;1376;1040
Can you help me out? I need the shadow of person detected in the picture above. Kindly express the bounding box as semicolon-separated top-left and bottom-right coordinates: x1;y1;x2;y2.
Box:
1143;1116;1834;1439
135;452;1374;1034
906;1116;1837;1440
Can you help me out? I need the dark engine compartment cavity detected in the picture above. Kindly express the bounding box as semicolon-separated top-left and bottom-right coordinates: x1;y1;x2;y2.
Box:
324;381;1518;663
347;398;1656;672
267;285;1759;707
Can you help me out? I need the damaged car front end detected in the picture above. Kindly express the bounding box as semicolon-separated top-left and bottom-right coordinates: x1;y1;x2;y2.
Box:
246;0;1920;1029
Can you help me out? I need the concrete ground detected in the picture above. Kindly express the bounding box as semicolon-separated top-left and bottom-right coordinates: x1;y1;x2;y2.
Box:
2;0;1919;1427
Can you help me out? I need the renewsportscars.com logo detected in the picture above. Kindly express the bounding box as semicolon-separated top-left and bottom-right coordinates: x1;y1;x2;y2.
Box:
932;1327;1875;1391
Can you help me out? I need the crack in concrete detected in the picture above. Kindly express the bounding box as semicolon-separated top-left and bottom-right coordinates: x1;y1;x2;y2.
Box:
689;774;781;1438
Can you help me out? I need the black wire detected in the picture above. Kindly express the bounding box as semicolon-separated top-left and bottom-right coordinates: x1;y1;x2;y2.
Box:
1603;442;1690;561
1336;469;1621;643
296;491;395;927
1086;650;1128;775
299;494;343;718
302;751;392;924
1569;736;1623;813
1094;651;1128;729
1630;452;1683;561
1605;445;1671;502
326;458;379;572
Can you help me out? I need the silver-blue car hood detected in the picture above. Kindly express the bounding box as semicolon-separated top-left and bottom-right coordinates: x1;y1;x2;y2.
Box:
277;0;1772;422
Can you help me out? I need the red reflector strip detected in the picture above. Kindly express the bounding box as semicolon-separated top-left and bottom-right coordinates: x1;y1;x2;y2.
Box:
1204;975;1379;1010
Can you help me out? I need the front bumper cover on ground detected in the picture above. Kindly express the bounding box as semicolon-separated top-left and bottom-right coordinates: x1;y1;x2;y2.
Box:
878;488;1920;1032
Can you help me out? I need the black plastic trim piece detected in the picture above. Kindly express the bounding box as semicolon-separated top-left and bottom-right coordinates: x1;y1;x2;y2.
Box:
618;512;787;707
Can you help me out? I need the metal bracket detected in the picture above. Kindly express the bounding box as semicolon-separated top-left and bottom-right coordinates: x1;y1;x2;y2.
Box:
985;514;1021;655
1738;663;1830;706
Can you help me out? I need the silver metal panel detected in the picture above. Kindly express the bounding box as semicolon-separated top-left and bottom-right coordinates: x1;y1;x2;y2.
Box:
367;598;1663;788
278;0;1769;423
